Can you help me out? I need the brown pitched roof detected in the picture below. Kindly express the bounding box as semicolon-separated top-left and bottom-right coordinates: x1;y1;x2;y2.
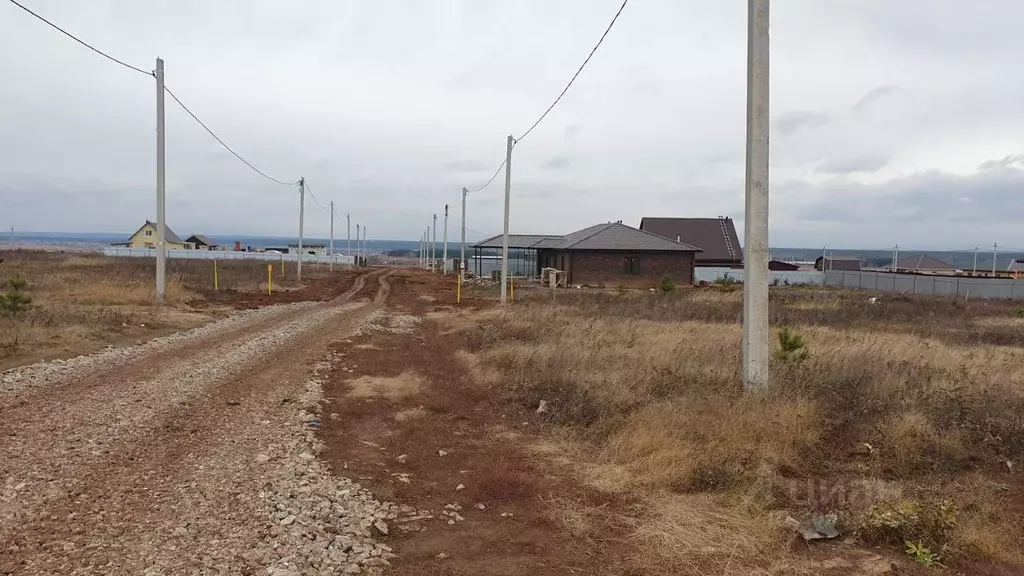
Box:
552;222;701;252
186;234;215;246
638;217;742;263
473;234;563;249
471;223;702;252
894;253;958;271
130;220;183;244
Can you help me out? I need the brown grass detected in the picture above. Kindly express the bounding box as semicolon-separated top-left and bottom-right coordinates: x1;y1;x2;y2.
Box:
0;249;337;369
443;287;1024;573
346;370;424;400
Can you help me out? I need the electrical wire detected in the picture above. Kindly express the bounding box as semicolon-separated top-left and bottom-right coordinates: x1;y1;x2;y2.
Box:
163;85;297;186
454;0;629;206
302;181;329;210
7;0;153;77
515;0;629;143
468;156;509;194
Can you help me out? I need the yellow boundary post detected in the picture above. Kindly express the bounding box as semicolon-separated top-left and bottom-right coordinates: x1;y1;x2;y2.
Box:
457;274;462;304
213;260;219;291
268;264;273;295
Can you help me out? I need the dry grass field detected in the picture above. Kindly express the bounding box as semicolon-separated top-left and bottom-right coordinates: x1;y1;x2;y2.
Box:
439;286;1024;574
0;250;340;370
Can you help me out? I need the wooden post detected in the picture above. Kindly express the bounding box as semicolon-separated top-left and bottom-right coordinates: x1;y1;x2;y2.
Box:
268;264;273;295
510;277;514;303
457;274;462;304
213;260;219;291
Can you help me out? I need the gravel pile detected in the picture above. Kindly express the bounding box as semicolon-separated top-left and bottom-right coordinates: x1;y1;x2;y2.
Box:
0;301;318;394
253;353;398;575
357;311;421;335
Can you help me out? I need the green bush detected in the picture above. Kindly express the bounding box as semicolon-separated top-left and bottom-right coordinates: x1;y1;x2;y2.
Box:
0;276;32;313
658;275;676;293
774;327;807;363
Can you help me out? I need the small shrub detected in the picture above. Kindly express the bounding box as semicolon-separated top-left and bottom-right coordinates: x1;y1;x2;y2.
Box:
615;284;628;296
0;276;32;313
774;327;807;363
905;540;945;567
659;275;676;293
714;275;740;286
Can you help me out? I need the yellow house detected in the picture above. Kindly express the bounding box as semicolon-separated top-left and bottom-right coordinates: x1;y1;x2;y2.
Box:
128;220;190;250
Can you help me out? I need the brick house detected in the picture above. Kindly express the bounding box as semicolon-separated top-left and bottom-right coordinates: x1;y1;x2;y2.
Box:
536;222;701;288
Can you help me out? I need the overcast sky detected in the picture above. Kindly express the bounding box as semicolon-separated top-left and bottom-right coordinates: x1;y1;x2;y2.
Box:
2;1;1023;249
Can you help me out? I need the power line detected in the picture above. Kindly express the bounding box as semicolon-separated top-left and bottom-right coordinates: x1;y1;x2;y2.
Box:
6;0;153;77
303;182;329;210
163;85;296;186
515;0;629;143
468;156;509;194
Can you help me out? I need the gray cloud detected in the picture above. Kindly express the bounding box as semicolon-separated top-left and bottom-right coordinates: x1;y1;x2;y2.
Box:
852;85;898;112
798;159;1024;224
774;111;830;136
4;1;1024;245
443;160;489;173
816;153;889;175
979;154;1024;171
540;155;571;170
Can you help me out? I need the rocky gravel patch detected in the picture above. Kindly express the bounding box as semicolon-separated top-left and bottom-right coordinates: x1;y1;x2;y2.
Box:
356;311;421;336
0;301;318;394
253;354;399;575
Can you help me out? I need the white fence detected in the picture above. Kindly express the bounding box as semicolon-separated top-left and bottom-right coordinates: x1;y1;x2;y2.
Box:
103;246;355;265
824;270;1024;300
695;266;825;285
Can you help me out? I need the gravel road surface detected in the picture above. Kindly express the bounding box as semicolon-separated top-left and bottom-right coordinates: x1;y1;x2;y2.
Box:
0;271;398;576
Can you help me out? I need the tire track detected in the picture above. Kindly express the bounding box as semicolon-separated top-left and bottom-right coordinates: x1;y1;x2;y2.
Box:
0;271;394;574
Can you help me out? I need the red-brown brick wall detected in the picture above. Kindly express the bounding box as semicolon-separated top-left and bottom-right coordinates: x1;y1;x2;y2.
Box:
560;250;695;288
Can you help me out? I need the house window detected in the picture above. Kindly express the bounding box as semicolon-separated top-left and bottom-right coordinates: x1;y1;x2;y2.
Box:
145;230;152;236
624;257;640;275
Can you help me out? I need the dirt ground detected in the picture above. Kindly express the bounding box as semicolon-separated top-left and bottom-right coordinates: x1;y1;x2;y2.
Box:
1;270;395;575
319;272;638;576
0;249;366;372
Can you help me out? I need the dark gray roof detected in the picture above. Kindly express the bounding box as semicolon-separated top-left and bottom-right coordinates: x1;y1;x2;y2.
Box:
894;253;958;271
639;217;742;263
186;234;214;246
473;234;563;249
551;222;702;252
1008;259;1024;272
133;220;183;244
815;256;861;271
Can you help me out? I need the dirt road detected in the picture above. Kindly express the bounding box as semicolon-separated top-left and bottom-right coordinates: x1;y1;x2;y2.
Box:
0;270;397;576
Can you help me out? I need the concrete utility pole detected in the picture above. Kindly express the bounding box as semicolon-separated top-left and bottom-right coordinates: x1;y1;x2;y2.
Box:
993;242;999;275
973;246;978;275
741;0;770;392
329;201;335;272
442;204;449;275
355;224;360;266
425;226;430;269
500;135;513;304
297;177;305;281
460;187;467;280
155;57;167;304
346;214;351;259
432;214;437;271
893;245;899;271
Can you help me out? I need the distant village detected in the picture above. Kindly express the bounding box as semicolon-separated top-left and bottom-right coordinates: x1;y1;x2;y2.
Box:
112;220;330;256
